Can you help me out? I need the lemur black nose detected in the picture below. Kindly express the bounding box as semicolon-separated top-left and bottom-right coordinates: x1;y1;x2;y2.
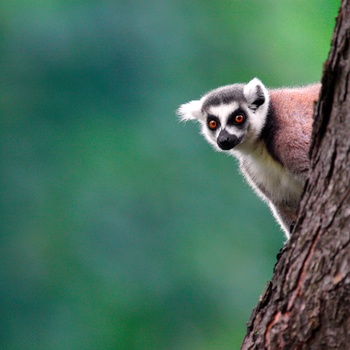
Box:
217;130;238;150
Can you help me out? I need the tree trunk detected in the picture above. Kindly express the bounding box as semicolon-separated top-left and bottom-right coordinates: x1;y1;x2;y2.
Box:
241;1;350;349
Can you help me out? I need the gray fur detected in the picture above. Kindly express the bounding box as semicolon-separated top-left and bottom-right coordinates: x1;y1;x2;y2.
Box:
202;84;245;111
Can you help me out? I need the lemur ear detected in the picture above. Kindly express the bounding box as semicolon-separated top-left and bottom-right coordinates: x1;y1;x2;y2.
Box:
243;78;268;111
177;100;203;121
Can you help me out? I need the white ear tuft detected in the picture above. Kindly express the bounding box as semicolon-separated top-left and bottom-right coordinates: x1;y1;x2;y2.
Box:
177;100;203;122
243;78;268;111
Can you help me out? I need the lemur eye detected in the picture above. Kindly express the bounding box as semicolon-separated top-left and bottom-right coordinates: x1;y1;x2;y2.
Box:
208;119;218;130
235;114;245;124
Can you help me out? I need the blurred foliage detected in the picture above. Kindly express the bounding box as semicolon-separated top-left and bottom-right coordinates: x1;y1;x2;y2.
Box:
0;0;340;349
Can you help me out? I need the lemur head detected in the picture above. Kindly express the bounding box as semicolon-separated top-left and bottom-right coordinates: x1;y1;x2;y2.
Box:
178;78;270;153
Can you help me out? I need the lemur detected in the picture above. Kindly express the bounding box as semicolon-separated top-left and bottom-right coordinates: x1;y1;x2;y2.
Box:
178;78;320;238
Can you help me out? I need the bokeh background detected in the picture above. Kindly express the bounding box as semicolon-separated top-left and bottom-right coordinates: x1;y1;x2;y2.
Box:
1;1;340;349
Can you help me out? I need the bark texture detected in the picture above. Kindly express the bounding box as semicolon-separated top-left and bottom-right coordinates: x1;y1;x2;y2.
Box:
241;1;350;349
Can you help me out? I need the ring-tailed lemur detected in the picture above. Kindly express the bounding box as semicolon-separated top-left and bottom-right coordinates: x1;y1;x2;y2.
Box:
178;78;320;238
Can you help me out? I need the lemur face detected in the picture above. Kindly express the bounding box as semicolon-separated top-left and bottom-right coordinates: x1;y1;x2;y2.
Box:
201;101;250;151
178;78;270;153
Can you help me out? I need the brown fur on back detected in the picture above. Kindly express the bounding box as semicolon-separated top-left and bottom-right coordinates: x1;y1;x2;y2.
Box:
268;84;321;179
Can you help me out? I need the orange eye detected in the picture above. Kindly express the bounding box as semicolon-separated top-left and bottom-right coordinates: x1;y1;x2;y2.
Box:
235;114;245;123
208;119;218;130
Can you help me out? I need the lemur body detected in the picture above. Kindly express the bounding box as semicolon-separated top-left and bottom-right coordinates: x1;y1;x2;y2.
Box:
178;78;320;238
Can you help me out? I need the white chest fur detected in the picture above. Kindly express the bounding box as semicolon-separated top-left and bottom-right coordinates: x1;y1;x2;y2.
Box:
234;142;303;207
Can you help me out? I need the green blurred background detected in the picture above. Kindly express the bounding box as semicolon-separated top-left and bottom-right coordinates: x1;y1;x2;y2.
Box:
0;1;339;349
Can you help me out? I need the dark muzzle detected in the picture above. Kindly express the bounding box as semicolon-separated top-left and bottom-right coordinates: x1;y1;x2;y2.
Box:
217;130;239;150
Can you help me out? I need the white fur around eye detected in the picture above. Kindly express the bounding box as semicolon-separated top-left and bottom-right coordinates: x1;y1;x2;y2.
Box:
206;102;239;126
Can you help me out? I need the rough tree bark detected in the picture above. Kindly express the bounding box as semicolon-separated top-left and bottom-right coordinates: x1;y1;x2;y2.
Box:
241;1;350;349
